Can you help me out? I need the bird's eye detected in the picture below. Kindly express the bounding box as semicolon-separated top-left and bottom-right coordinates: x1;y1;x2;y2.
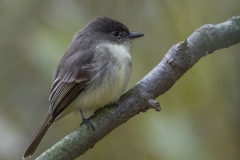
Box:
112;31;120;37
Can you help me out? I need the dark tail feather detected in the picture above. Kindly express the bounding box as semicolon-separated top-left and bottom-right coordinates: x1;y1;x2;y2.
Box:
23;112;54;159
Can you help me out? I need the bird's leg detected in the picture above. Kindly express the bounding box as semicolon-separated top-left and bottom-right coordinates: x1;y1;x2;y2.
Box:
79;109;95;131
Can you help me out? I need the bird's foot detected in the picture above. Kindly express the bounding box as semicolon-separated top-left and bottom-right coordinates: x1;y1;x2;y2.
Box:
79;109;95;131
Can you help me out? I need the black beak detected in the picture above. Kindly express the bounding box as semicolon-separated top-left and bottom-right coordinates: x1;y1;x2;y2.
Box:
129;32;144;39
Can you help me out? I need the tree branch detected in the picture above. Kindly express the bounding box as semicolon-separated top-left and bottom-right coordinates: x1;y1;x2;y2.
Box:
36;16;240;160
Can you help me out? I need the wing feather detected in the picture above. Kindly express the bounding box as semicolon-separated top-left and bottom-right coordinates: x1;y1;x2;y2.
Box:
49;65;90;119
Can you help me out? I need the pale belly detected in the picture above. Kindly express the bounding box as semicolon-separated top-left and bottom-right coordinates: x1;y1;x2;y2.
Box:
75;60;131;118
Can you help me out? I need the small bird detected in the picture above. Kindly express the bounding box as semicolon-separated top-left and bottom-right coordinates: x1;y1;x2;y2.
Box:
23;16;144;159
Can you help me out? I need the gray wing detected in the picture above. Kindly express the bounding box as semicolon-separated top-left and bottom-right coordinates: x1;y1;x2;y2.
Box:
48;45;95;119
48;65;91;119
48;45;109;119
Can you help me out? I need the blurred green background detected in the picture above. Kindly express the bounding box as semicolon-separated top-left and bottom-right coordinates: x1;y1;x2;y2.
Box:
1;0;240;160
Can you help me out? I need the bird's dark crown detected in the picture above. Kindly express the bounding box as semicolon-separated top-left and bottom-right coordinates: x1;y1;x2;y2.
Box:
85;17;130;41
88;17;129;33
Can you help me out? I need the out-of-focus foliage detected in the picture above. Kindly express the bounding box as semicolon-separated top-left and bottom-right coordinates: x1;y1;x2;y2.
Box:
1;0;240;160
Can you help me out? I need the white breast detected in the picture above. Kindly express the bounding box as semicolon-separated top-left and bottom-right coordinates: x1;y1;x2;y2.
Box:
75;43;132;118
106;43;131;62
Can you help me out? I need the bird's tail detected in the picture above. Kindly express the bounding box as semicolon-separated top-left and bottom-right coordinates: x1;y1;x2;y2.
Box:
23;111;54;159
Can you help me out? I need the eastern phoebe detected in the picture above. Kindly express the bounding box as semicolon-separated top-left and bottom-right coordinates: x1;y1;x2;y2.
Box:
23;17;144;159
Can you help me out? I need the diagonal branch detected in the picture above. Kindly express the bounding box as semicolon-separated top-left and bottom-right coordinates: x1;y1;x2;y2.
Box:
36;16;240;160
